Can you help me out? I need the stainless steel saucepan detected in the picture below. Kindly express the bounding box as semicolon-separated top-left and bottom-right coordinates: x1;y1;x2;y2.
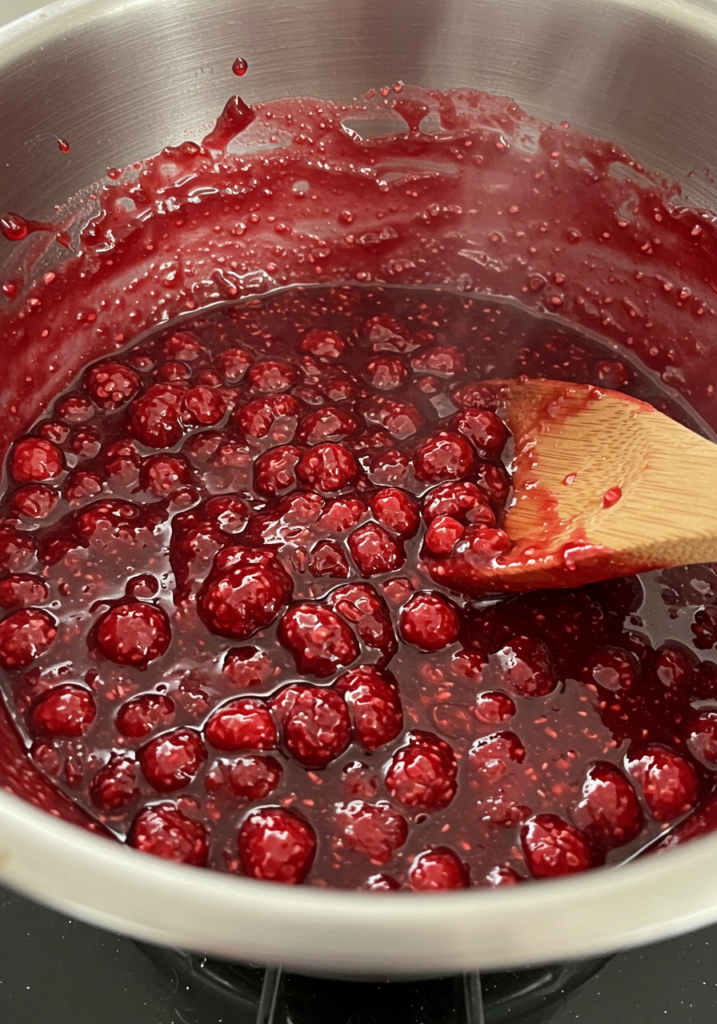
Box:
1;0;717;978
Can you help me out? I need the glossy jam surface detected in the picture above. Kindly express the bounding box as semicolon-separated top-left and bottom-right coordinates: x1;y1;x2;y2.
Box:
0;283;714;889
1;83;717;887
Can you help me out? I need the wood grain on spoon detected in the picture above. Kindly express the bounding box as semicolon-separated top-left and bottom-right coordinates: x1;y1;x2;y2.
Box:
426;378;717;594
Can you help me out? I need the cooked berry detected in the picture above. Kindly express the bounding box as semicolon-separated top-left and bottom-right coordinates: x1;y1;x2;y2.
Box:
573;762;643;848
238;807;316;884
278;603;358;677
0;608;56;669
95;603;171;669
521;814;594;878
10;437;64;482
333;800;408;864
348;522;405;576
271;684;350;768
296;443;359;492
385;731;457;811
205;755;282;801
30;684;97;738
335;666;403;752
408;847;469;890
413;431;476;483
204;698;277;751
626;746;700;822
197;547;293;640
116;693;176;739
492;637;557;698
90;754;139;812
84;361;141;409
400;592;460;652
128;383;186;448
139;729;207;792
128;803;209;866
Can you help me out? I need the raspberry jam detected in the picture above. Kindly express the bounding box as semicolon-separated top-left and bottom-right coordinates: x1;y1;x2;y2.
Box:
0;283;714;889
1;84;716;888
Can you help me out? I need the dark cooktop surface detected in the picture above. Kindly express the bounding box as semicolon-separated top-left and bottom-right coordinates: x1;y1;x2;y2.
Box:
0;880;716;1023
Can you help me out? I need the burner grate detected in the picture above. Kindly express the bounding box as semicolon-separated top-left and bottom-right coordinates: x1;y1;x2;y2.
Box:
136;942;610;1023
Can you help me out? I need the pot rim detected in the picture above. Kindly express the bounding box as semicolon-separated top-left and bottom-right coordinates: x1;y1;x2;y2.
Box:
2;0;717;975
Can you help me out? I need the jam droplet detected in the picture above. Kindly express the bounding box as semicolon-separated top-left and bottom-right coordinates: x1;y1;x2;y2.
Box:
232;57;248;77
603;486;622;508
58;138;70;154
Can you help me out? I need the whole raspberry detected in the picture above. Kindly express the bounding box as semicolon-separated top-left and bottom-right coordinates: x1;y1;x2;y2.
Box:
89;754;139;812
128;803;209;866
0;574;48;609
296;406;358;445
95;603;171;669
308;540;350;579
483;865;523;887
128;383;186;448
413;431;476;483
0;527;35;573
235;394;301;440
247;359;297;393
116;693;175;739
238;807;316;884
521;814;594;878
573;762;643;848
400;592;460;652
10;437;64;483
215;346;253;381
348;522;405;576
626;746;700;822
332;800;408;864
0;608;56;669
139;728;207;792
197;547;293;640
139;455;190;497
296;443;359;492
253;445;301;496
12;484;59;519
385;731;457;811
451;408;507;459
180;386;227;426
327;583;397;663
204;755;282;802
370;488;420;538
364;397;424;440
365;355;408;390
492;636;557;698
271;684;350;768
299;328;347;361
29;684;96;738
84;361;142;409
411;345;466;377
278;603;358;677
335;666;403;752
408;847;469;890
204;698;277;752
422;481;494;525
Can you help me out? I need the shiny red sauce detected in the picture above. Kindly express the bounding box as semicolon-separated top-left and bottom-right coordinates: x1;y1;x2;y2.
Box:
0;84;715;889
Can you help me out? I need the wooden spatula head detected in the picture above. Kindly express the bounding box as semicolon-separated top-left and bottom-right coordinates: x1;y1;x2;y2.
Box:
425;379;717;594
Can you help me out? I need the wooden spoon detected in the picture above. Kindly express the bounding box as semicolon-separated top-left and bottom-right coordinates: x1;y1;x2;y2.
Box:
425;378;717;595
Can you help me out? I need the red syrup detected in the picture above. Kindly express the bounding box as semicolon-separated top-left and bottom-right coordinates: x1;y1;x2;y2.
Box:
0;85;715;888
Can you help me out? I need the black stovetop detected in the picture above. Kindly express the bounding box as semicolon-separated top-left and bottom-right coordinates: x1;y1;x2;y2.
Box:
0;879;716;1023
